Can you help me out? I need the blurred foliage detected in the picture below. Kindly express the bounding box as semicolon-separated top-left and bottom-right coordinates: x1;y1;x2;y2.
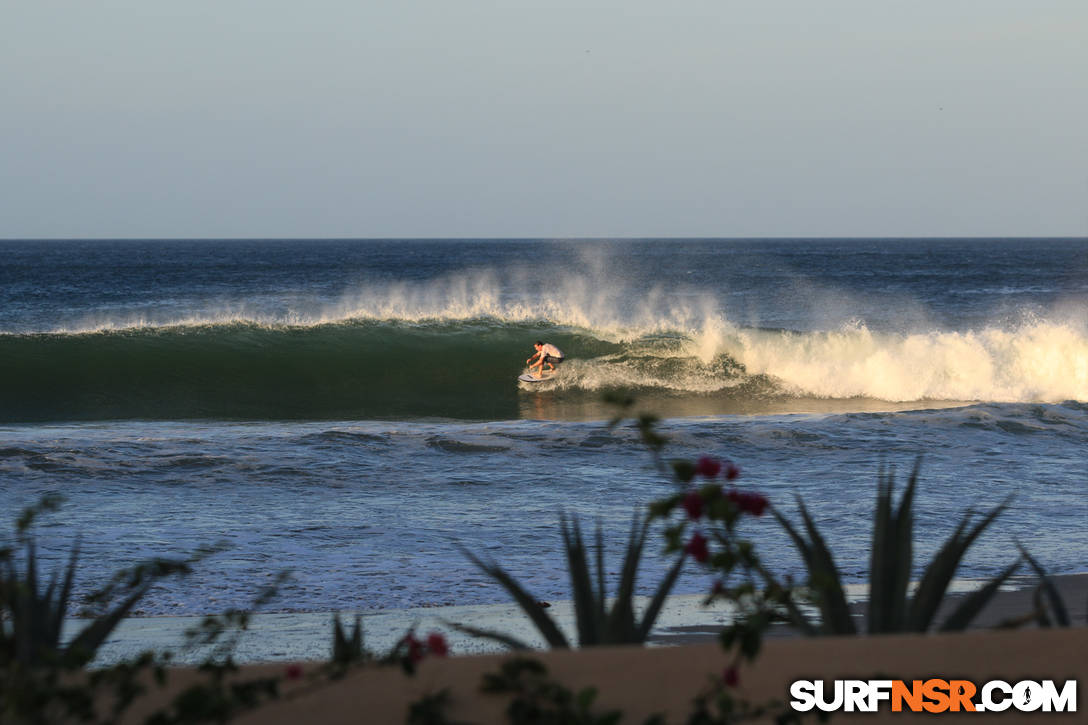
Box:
768;462;1019;634
459;511;685;649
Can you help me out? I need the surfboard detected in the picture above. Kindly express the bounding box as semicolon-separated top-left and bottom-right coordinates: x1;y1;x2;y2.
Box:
518;373;551;382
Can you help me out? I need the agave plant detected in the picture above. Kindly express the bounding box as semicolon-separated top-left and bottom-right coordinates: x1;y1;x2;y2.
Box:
770;461;1022;634
1016;545;1073;628
456;511;686;649
0;495;194;669
331;613;367;666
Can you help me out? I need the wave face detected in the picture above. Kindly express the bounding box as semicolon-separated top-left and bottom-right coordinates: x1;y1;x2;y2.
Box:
1;314;1085;423
0;321;604;422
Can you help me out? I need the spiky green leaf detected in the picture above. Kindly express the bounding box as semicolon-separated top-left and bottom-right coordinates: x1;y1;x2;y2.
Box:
795;498;855;634
1017;545;1070;627
890;462;918;629
604;514;646;641
939;558;1022;632
441;620;531;651
66;582;153;667
560;514;599;645
636;553;687;641
908;496;1011;631
754;564;817;636
459;546;570;648
867;466;893;633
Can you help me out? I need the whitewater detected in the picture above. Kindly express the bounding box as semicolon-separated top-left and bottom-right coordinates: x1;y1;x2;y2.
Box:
0;238;1085;617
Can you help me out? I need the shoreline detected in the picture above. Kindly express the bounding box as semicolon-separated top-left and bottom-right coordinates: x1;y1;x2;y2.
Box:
83;572;1088;666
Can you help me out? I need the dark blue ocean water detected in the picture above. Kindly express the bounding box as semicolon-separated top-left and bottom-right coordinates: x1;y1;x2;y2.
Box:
1;239;1085;615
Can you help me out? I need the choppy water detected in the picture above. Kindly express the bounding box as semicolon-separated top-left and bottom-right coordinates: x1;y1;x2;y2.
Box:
1;239;1085;615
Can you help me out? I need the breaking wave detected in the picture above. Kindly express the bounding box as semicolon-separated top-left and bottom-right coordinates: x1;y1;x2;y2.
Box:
0;310;1084;422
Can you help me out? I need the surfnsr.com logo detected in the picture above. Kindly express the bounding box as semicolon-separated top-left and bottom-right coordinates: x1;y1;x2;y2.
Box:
789;679;1077;713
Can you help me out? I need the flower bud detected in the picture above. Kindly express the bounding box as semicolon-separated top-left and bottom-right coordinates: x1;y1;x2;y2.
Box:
695;456;722;478
682;490;704;520
723;665;740;687
426;632;449;657
685;532;709;563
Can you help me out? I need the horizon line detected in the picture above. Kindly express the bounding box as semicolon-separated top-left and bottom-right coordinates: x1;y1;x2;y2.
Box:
3;235;1087;243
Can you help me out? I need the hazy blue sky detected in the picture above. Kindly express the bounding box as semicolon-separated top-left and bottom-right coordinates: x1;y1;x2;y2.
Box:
3;1;1086;238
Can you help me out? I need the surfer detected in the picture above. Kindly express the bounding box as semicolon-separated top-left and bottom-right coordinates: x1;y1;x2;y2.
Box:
526;341;565;377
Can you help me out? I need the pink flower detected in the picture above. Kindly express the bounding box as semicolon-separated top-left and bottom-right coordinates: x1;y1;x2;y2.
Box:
724;461;741;481
685;532;709;563
284;664;303;681
695;456;721;478
682;490;704;520
723;666;740;687
426;632;449;657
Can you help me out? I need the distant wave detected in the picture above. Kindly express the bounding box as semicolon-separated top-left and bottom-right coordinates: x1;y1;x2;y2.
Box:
0;313;1084;423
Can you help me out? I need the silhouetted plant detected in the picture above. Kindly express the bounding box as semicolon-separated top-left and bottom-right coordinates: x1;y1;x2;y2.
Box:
0;495;304;725
144;572;298;724
1015;545;1073;628
458;511;686;649
767;461;1020;634
0;495;213;723
407;688;468;725
327;613;450;678
0;495;221;671
480;657;625;725
331;613;367;668
645;453;781;666
687;676;808;725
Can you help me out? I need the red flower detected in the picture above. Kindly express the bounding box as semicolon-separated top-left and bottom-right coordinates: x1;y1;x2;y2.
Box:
723;665;740;687
682;490;704;520
724;461;741;481
403;634;425;664
685;532;709;563
739;491;767;516
726;490;768;516
695;456;721;478
284;663;303;681
426;632;449;657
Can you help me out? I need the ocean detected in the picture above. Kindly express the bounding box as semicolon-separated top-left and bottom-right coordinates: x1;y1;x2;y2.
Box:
1;238;1085;618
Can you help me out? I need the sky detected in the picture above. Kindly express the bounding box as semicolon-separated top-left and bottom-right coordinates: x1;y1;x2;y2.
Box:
2;1;1087;239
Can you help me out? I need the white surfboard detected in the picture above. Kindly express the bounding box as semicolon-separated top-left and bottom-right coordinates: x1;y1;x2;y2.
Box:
518;373;551;383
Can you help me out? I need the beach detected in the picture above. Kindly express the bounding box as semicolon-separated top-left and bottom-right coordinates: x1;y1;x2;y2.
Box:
96;573;1088;723
223;629;1086;724
80;573;1088;667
